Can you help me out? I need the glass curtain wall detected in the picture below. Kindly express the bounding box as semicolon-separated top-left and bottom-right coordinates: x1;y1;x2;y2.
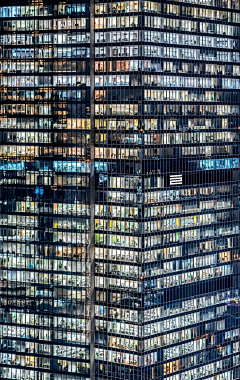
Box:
94;0;240;380
0;1;240;380
0;1;91;380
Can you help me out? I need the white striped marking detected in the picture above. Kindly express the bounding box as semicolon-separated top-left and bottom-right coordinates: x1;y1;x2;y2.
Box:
170;175;182;185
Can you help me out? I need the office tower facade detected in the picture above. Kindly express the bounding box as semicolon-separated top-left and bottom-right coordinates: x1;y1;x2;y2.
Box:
0;1;92;379
0;1;240;380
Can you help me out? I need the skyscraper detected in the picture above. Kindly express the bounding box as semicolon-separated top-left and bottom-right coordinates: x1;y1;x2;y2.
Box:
0;1;240;380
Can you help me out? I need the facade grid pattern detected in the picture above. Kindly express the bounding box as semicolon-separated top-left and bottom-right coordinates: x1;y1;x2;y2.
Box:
0;1;240;380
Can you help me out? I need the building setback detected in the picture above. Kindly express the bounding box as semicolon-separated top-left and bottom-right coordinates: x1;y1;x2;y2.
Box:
0;1;240;380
